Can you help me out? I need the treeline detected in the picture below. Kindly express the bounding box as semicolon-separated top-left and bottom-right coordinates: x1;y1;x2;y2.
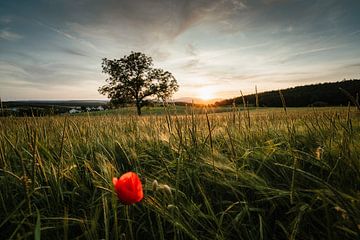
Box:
215;79;360;107
0;100;108;117
2;100;107;108
0;107;68;117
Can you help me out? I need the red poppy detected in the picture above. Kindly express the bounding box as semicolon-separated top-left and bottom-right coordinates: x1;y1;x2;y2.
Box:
112;172;143;205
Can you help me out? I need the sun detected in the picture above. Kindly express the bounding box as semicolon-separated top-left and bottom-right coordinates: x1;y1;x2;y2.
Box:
198;87;215;100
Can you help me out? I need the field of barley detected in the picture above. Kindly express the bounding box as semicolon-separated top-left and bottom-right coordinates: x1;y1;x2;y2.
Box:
0;107;359;239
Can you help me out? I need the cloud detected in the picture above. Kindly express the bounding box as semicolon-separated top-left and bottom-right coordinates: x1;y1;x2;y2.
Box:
149;48;171;62
262;0;287;5
60;47;89;57
350;30;360;36
182;59;201;70
35;20;100;52
168;1;218;38
0;16;13;24
0;61;30;79
1;0;360;100
0;29;22;41
0;59;99;90
343;63;360;69
168;0;247;38
186;43;197;56
57;0;248;46
278;46;342;63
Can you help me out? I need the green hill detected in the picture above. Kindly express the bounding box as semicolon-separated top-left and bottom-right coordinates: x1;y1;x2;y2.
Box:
215;79;360;107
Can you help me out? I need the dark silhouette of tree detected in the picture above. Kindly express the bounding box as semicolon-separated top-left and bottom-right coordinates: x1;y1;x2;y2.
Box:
215;79;360;107
99;52;179;115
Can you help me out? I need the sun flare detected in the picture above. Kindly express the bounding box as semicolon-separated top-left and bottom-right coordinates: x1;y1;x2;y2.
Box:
198;87;215;100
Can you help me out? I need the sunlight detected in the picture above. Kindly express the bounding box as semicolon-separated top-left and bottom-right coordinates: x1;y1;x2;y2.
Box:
198;87;215;100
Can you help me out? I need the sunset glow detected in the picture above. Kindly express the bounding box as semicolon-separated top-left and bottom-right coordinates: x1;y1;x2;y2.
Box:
198;87;215;100
0;0;359;101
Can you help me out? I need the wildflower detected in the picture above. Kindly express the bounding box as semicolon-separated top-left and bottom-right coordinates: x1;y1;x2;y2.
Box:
113;172;143;205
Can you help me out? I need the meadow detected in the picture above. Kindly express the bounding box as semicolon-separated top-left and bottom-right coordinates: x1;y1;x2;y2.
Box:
0;106;359;239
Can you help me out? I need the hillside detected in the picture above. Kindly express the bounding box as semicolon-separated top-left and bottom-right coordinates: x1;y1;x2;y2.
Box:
2;100;108;108
0;100;109;116
215;79;360;107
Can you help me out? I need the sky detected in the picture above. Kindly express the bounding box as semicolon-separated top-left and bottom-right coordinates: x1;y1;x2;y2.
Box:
0;0;360;101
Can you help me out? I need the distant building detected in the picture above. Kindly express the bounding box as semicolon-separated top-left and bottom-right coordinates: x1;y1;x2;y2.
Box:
97;106;104;111
69;109;81;114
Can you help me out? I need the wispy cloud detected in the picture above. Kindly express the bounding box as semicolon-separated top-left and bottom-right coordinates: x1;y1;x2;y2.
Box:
168;0;247;38
0;29;22;41
186;43;197;56
277;46;343;63
35;20;100;53
0;59;99;89
60;47;89;57
343;63;360;69
0;16;13;24
350;30;360;36
1;0;360;100
0;61;30;78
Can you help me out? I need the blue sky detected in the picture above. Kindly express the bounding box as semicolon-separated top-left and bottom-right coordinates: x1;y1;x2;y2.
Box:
0;0;360;100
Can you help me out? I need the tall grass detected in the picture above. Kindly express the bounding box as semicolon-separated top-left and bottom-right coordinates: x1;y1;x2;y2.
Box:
0;107;359;239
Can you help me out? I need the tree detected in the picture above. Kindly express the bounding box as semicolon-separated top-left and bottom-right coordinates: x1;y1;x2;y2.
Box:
99;52;179;115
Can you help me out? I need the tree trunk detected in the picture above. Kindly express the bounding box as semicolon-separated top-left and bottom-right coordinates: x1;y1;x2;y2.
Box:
136;102;142;116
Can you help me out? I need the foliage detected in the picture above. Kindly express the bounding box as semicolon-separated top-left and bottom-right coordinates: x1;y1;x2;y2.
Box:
0;107;359;239
216;79;360;107
1;100;108;117
99;52;179;115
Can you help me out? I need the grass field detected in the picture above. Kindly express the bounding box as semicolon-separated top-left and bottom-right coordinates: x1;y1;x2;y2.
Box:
78;105;236;116
0;107;359;239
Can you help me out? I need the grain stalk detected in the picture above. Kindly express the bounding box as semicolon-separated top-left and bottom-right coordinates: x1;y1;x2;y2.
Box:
255;85;259;108
240;91;250;128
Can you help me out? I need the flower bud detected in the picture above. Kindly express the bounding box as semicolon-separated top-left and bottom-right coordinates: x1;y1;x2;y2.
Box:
167;204;177;210
152;179;159;192
162;184;172;196
315;147;323;160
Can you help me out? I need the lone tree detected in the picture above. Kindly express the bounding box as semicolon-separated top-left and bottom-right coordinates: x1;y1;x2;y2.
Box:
99;52;179;115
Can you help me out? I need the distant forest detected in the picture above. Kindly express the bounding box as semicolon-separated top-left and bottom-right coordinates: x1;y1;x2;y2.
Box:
0;100;108;117
215;79;360;107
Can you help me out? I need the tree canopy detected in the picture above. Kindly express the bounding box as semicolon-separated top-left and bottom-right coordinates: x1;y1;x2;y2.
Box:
99;52;179;115
215;79;360;107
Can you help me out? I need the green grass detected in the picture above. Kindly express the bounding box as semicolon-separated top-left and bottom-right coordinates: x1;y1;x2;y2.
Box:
78;105;236;116
0;107;359;239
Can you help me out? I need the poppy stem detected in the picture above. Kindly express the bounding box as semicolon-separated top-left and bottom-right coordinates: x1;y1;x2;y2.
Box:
125;206;134;240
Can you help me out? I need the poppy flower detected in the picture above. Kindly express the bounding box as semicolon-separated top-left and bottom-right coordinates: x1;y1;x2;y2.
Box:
112;172;143;205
